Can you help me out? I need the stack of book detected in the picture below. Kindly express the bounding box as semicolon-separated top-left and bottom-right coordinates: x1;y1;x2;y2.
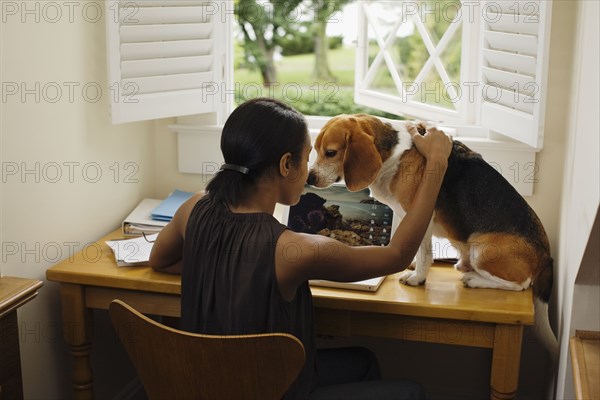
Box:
122;190;194;237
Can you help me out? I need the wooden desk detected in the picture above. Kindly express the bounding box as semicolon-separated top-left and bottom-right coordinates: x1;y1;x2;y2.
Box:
46;229;533;400
0;276;44;399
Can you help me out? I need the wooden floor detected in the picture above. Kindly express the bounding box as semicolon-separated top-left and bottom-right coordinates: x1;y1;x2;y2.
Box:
570;330;600;400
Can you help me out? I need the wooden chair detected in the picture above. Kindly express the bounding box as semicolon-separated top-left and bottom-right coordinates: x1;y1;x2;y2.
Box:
108;300;305;400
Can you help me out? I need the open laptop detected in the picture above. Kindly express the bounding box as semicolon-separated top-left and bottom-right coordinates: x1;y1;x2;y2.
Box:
281;184;397;292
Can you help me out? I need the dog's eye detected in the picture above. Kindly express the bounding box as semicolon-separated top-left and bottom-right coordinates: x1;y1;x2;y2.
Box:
325;150;338;158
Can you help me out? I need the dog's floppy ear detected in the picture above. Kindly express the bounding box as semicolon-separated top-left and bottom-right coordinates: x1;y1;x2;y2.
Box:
405;121;427;136
343;130;382;192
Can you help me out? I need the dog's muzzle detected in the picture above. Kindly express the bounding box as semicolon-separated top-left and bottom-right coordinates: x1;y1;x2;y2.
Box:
307;171;317;185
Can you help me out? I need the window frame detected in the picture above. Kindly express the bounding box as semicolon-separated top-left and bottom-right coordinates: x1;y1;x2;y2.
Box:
173;116;539;196
353;0;475;125
352;0;552;150
103;0;550;196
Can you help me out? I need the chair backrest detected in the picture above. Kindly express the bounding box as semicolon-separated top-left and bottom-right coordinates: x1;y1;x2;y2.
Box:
109;300;305;400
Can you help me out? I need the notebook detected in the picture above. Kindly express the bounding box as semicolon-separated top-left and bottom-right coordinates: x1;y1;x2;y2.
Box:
281;185;396;292
122;198;169;237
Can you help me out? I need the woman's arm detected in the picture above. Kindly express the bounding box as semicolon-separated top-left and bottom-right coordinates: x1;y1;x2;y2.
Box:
149;220;184;274
280;156;446;281
149;192;205;274
276;127;452;297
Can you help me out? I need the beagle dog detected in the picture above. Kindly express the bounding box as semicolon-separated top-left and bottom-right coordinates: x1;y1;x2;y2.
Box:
307;114;557;359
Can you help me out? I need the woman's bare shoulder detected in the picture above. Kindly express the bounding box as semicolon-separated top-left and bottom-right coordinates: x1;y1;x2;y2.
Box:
173;191;207;235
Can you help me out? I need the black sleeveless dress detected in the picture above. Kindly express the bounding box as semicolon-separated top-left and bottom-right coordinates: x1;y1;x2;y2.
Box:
181;196;317;399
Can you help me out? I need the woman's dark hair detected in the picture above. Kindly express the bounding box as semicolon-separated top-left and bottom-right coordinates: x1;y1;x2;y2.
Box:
205;97;308;207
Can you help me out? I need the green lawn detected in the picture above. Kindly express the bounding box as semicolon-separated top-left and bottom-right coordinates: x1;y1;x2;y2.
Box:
233;38;459;115
234;46;398;117
235;46;356;88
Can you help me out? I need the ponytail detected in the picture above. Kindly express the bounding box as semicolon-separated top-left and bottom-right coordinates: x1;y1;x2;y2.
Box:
205;169;254;206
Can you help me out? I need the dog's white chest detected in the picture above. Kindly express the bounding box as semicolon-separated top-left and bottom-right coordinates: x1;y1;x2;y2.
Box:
368;127;412;216
369;184;401;213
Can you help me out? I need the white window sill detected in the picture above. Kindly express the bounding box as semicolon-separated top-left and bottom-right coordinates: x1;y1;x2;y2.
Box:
171;118;539;196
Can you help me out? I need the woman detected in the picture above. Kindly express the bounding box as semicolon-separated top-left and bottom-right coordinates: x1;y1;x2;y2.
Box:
150;98;452;399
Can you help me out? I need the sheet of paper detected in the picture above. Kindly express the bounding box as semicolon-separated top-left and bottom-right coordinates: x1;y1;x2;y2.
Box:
106;234;157;266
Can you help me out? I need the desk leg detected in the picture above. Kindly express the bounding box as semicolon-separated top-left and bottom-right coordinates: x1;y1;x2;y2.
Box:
60;284;94;400
490;324;523;400
0;311;24;399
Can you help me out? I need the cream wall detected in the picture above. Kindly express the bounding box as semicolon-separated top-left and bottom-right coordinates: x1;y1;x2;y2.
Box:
1;3;155;398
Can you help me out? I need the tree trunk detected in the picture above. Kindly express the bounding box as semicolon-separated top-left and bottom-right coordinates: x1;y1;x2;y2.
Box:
255;37;277;87
261;56;278;88
312;20;334;81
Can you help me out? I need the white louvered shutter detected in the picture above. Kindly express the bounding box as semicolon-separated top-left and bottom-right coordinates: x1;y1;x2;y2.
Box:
105;1;230;124
478;0;552;149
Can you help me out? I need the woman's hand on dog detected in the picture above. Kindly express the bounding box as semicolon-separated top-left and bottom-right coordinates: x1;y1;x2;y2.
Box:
409;124;453;167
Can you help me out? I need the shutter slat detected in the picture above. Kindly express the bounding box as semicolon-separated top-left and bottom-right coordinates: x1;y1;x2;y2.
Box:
121;56;212;78
483;49;536;79
121;40;212;60
105;0;229;124
481;67;537;97
478;0;552;149
485;12;539;36
122;72;213;95
120;23;212;42
483;85;535;114
484;30;537;56
120;6;211;25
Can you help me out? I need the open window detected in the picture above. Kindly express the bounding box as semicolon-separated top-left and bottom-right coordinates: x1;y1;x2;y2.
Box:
105;1;553;195
354;0;552;149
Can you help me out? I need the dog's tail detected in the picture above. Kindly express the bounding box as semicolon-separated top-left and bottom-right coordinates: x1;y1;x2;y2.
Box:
532;257;559;365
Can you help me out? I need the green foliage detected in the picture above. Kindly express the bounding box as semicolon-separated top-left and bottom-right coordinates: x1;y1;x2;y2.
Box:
233;41;252;70
235;88;403;119
329;36;344;50
310;0;353;22
235;46;400;118
279;29;314;56
397;0;462;84
234;0;463;116
235;0;304;82
280;29;345;57
234;84;399;119
287;89;400;118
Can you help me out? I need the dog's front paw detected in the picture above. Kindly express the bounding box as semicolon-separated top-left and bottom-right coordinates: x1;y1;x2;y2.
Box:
399;270;426;286
461;272;481;288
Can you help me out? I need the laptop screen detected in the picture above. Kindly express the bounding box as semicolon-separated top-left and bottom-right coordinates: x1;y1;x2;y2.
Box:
284;185;394;247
